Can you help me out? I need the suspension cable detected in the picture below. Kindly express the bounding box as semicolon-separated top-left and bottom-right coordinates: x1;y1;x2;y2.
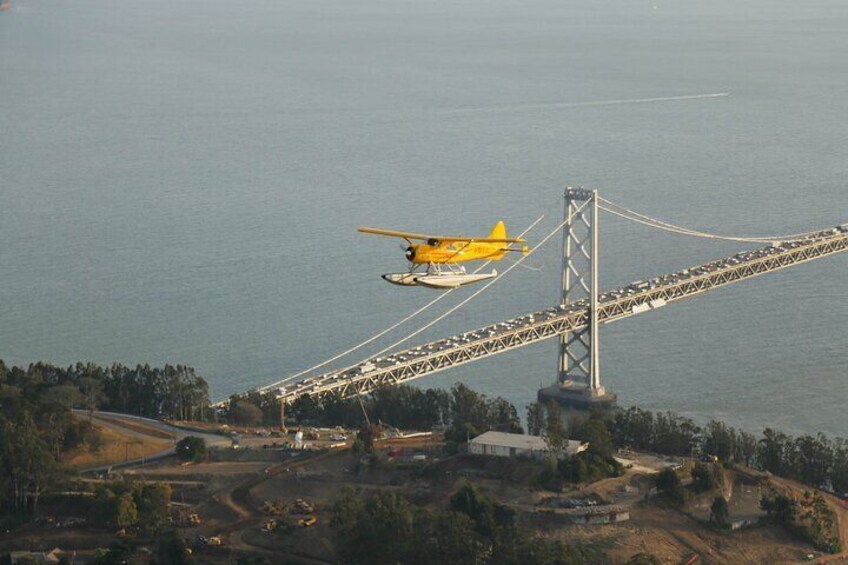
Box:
598;196;825;243
344;212;571;365
258;215;545;392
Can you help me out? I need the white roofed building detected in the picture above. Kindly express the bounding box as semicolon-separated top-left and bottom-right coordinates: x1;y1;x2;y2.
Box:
468;431;588;460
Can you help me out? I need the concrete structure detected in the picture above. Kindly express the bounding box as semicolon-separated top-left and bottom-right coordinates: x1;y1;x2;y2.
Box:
468;431;587;460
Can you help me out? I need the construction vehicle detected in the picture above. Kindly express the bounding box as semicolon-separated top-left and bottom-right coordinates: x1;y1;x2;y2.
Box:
261;500;288;516
292;498;314;514
298;515;317;528
261;519;278;532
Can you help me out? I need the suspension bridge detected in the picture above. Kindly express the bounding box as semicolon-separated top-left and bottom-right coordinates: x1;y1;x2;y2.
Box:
225;188;848;409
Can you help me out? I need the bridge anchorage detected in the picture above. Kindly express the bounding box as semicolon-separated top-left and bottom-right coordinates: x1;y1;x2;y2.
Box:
539;187;617;411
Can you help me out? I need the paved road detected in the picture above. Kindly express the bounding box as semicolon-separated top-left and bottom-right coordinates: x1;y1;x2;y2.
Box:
74;410;230;473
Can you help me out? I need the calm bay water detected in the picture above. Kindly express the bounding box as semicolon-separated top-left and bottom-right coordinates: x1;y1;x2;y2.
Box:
1;0;846;436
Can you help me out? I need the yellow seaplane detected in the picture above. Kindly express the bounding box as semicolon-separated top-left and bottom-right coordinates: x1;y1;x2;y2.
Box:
358;221;528;289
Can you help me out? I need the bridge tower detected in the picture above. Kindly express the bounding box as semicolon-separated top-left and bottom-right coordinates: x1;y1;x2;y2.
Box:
538;187;617;410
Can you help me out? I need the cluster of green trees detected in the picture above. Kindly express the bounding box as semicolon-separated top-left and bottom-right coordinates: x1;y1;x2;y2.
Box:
691;461;724;493
654;467;687;505
653;461;724;508
608;407;703;457
0;362;96;518
543;404;848;496
0;359;209;522
0;414;65;517
90;481;173;534
0;361;209;421
228;383;522;441
441;384;522;442
761;490;842;553
535;405;622;489
331;483;600;565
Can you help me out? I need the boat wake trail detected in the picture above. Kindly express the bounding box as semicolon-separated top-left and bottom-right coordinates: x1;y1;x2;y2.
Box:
440;92;730;116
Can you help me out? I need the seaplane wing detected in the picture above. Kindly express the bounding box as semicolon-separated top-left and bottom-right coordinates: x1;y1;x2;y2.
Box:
357;226;524;244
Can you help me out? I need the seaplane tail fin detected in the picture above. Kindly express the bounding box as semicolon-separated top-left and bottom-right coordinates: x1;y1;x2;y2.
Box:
487;221;509;260
487;220;507;240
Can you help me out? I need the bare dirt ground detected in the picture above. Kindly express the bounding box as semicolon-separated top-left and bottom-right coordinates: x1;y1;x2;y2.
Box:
190;448;831;564
23;419;848;564
591;501;813;564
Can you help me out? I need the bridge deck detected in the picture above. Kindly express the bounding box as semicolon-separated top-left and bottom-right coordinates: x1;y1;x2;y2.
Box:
268;226;848;403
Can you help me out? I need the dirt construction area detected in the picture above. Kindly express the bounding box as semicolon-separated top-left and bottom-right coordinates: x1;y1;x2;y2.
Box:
143;442;844;564
7;416;848;564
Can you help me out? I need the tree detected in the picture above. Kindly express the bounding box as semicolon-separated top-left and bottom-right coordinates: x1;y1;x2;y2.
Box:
758;428;791;475
450;384;488;427
2;414;63;514
526;402;545;436
231;400;263;427
412;509;485;565
542;401;567;457
691;462;723;493
291;393;323;423
761;492;796;525
449;482;514;539
655;468;686;505
487;397;523;434
652;411;700;456
583;415;613;458
92;542;133;565
356;424;381;453
704;420;736;462
79;376;106;422
794;434;832;489
353;492;414;564
613;407;654;450
710;496;730;529
735;430;758;467
115;492;138;528
155;530;193;565
176;436;207;463
331;486;364;531
135;483;172;534
832;439;848;495
42;385;83;409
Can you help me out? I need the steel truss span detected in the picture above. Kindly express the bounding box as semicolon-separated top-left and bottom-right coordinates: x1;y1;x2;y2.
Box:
272;228;848;404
